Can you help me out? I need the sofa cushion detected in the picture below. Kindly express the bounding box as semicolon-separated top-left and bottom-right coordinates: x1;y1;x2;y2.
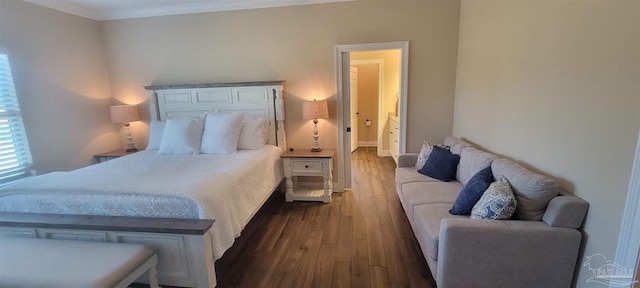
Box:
395;167;441;192
450;166;494;215
413;204;467;261
492;159;559;221
471;177;518;220
399;181;462;226
444;136;473;155
418;147;460;182
457;147;499;186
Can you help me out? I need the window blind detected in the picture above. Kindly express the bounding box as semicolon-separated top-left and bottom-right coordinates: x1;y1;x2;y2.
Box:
0;52;33;183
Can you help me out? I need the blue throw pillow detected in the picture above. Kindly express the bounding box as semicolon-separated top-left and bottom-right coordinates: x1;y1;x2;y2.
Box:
418;146;460;182
449;166;494;215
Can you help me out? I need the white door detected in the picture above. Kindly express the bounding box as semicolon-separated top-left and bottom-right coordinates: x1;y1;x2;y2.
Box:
350;66;358;152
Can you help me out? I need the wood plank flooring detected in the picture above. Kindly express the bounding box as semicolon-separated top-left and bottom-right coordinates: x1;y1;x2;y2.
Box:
215;147;436;288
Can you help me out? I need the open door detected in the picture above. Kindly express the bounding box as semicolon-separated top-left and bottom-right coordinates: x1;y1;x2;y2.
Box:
350;66;358;152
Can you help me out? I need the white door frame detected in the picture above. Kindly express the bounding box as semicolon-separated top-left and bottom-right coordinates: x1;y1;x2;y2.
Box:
613;128;640;287
335;41;409;191
351;59;385;156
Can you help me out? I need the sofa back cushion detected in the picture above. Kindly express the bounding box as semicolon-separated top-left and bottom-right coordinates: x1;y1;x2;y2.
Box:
444;136;473;155
457;147;498;186
491;159;559;221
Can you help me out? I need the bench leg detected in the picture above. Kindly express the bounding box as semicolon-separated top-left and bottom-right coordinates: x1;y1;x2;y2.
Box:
148;262;160;288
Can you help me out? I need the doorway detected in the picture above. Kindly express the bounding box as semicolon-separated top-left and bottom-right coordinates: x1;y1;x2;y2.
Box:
351;58;387;156
614;128;640;285
335;41;409;191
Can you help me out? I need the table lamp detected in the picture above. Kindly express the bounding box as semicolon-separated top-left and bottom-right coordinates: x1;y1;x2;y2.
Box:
302;99;329;152
110;105;140;152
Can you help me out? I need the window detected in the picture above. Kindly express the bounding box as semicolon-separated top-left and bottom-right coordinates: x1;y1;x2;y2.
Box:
0;51;33;183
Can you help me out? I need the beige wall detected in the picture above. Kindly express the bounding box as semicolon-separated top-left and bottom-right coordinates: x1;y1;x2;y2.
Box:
100;0;460;154
0;0;118;173
454;0;640;286
354;64;379;143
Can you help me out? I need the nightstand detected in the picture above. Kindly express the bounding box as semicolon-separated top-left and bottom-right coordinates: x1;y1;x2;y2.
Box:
95;149;141;163
281;149;334;203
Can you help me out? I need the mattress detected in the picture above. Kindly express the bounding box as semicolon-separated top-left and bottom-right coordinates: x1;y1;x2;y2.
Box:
0;145;284;259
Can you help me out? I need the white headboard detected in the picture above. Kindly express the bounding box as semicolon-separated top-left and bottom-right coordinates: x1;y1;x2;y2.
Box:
145;81;286;149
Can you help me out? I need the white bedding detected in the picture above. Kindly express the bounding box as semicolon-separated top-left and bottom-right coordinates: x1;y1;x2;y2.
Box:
0;146;284;259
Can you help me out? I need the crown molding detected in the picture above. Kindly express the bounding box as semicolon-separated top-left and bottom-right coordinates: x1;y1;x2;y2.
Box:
22;0;354;21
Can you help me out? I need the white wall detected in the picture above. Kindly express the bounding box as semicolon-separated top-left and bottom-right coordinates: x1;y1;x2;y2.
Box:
0;0;119;173
454;0;640;286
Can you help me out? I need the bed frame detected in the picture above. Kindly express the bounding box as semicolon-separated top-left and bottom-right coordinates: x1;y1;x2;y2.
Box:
147;81;286;149
0;81;286;288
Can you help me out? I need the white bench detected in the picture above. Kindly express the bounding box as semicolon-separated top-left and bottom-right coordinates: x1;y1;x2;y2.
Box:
0;237;159;288
0;212;216;287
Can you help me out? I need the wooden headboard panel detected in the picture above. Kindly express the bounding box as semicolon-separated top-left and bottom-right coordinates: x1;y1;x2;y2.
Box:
145;81;286;149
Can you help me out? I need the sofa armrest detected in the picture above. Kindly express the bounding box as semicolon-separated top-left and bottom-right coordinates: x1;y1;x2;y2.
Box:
397;153;419;167
437;219;582;288
542;195;589;228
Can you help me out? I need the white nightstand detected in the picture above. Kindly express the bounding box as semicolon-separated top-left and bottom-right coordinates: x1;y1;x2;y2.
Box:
94;149;142;163
281;149;334;203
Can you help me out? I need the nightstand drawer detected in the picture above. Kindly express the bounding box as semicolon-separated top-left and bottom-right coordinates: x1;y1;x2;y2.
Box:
291;160;323;174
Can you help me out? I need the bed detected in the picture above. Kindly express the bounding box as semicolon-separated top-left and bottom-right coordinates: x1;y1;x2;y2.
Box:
0;81;286;287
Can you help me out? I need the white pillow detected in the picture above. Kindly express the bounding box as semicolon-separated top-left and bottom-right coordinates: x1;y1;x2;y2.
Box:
238;118;267;150
200;111;245;154
157;116;205;155
147;121;165;150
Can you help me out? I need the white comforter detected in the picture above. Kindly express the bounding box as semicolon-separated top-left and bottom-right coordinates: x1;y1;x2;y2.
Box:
0;146;283;259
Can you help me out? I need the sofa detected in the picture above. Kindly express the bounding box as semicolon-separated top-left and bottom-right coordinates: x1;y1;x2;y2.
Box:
395;136;588;288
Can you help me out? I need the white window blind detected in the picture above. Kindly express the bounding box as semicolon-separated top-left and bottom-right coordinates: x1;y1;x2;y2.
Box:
0;52;33;183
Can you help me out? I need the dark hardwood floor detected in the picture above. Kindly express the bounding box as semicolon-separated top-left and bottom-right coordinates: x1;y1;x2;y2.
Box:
215;147;435;288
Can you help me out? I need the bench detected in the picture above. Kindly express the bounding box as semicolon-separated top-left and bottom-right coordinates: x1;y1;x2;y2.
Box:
0;237;159;288
0;212;216;287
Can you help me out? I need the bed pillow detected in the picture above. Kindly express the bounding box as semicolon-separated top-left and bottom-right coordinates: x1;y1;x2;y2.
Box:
415;141;450;170
470;176;518;220
157;116;205;155
146;121;166;150
238;118;267;150
418;146;460;182
200;111;245;154
449;166;494;215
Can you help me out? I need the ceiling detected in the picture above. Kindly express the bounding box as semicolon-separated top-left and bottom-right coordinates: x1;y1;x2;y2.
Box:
22;0;353;21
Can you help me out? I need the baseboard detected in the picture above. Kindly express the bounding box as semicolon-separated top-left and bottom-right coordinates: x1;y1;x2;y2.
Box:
357;141;377;147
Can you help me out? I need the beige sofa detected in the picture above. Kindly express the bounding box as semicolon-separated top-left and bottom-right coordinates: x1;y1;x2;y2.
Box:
395;137;589;288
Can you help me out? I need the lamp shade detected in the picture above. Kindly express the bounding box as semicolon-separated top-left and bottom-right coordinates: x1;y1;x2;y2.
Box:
110;105;140;124
302;99;329;120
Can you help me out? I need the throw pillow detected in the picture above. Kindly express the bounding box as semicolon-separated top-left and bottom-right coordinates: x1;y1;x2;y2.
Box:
415;141;450;170
146;121;165;150
470;176;518;220
449;166;494;215
158;116;205;155
238;118;267;150
200;111;245;154
418;146;460;182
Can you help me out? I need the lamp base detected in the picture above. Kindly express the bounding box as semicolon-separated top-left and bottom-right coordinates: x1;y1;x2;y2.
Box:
310;148;322;152
126;148;139;153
